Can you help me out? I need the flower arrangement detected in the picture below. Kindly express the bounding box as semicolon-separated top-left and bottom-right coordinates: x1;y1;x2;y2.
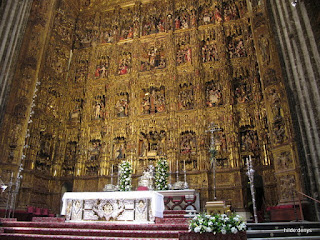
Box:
154;158;169;190
189;213;246;235
118;161;132;191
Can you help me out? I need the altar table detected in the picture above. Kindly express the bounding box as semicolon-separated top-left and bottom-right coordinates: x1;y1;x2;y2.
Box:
61;191;164;222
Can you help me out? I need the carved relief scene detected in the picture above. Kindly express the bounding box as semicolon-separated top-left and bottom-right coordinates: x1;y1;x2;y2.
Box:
232;66;251;104
69;98;83;121
179;131;197;171
140;40;166;72
175;33;192;66
63;141;77;175
205;80;223;107
86;139;102;175
92;95;106;120
141;86;165;114
119;7;135;41
141;1;169;36
114;92;129;117
138;130;166;158
174;1;196;30
198;0;222;25
205;69;223;107
112;137;126;160
94;47;111;79
71;50;90;84
222;0;241;22
226;23;247;59
118;47;132;75
99;11;118;44
178;82;194;111
35;132;53;172
200;28;219;63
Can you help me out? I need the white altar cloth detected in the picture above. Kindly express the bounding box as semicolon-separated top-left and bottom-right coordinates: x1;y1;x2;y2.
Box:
61;191;164;220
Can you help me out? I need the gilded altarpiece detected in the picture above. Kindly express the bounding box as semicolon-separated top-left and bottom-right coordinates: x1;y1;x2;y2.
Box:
0;0;304;214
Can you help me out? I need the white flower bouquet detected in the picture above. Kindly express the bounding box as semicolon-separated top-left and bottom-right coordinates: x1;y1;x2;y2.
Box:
189;213;246;235
119;161;132;191
154;158;169;190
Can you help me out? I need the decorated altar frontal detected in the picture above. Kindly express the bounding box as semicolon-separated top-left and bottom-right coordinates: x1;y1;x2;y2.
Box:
61;191;164;223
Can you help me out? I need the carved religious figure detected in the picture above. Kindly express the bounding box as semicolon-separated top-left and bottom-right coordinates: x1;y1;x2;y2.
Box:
63;141;77;175
176;34;192;66
228;38;246;58
178;83;194;110
180;131;196;155
119;8;134;40
223;1;240;22
141;86;165;114
94;54;110;79
118;51;132;75
258;36;270;65
140;44;166;72
113;137;126;160
240;129;259;153
139;131;166;157
93;95;106;120
86;139;101;175
206;81;223;107
115;92;129;117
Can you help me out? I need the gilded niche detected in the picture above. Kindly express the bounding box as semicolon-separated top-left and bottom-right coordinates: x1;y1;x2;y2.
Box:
178;83;194;111
175;33;192;66
138;131;166;158
141;86;166;114
112;137;126;160
117;45;132;75
86;139;102;175
200;27;219;63
114;92;129;117
232;66;252;104
94;47;111;79
140;1;170;36
140;41;166;72
92;95;106;120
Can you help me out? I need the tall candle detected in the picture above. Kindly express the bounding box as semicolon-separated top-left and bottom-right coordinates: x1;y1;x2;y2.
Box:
184;160;186;172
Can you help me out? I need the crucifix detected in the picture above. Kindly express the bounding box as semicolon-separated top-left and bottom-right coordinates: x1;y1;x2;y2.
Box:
206;123;221;200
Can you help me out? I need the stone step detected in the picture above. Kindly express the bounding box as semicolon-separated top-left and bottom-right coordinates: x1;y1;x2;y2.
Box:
248;237;320;240
1;221;188;231
247;228;320;238
156;218;190;224
163;214;187;218
2;227;184;238
0;233;179;240
163;210;186;215
247;221;320;230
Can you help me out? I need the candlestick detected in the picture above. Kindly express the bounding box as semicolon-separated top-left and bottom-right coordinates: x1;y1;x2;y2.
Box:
111;164;114;185
246;155;258;223
176;160;179;182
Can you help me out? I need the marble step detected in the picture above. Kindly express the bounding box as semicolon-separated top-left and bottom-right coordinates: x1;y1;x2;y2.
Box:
1;221;188;231
3;227;184;238
0;233;179;240
248;237;320;240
